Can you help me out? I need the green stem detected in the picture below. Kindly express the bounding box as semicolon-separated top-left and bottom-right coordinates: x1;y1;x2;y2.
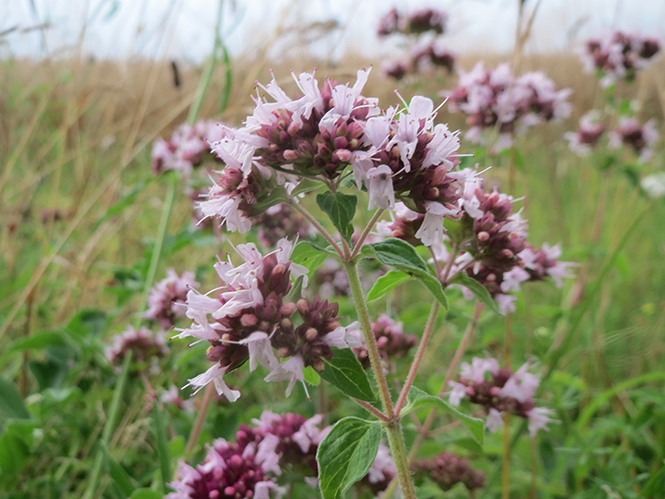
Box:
343;261;417;499
385;421;417;499
134;172;177;328
187;0;225;125
83;351;134;499
394;302;440;415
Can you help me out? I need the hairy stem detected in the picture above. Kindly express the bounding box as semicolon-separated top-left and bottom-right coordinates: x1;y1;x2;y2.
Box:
343;261;394;416
351;208;385;259
134;172;177;328
353;399;389;422
343;260;417;499
186;383;215;455
394;301;440;415
382;301;484;499
441;241;460;283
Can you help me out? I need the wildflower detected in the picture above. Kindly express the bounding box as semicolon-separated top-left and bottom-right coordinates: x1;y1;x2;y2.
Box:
151;120;225;176
412;452;485;492
609;117;659;163
565;111;605;156
407;8;448;35
253;204;314;248
377;8;404;37
579;31;661;87
443;172;574;311
446;62;571;151
105;326;168;372
168;432;282;499
313;259;351;299
448;357;554;436
161;385;195;413
176;238;360;400
253;411;330;477
382;59;409;80
145;269;198;328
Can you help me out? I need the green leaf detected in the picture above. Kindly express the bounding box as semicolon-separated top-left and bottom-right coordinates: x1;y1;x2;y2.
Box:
364;239;448;309
448;272;500;315
7;330;79;356
319;349;375;402
316;191;357;242
402;386;484;445
291;178;322;197
364;238;428;272
419;273;449;309
303;366;321;386
0;374;30;420
290;241;333;277
0;422;35;481
66;309;108;337
100;442;137;497
317;417;382;499
367;271;411;301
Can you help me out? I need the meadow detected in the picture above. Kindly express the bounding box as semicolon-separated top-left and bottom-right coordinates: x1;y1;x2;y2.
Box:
1;7;665;499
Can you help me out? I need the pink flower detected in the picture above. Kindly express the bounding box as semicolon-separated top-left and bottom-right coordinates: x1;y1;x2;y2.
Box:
145;269;198;328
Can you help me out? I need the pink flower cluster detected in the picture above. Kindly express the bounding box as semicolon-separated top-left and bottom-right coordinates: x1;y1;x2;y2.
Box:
447;62;571;151
145;269;198;328
449;357;554;436
151;121;226;176
174;238;361;400
353;314;418;368
565;111;606;156
412;452;485;492
579;31;661;87
198;69;473;248
253;411;329;479
253;204;314;248
378;173;574;314
377;7;448;37
169;411;329;498
105;326;168;371
313;259;350;299
161;385;195;413
377;7;456;80
169;425;282;499
609;117;659;163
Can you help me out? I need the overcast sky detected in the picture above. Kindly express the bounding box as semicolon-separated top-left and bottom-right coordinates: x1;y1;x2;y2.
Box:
2;0;665;61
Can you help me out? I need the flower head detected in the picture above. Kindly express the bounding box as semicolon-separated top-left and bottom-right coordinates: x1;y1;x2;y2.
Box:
145;269;198;328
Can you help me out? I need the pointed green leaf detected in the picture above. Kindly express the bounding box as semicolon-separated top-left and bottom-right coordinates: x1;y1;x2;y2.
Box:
100;442;137;497
448;272;500;315
366;271;411;301
319;348;375;402
290;241;334;278
364;238;428;272
303;366;321;386
0;375;30;420
316;191;357;242
317;417;382;499
402;386;484;444
364;239;448;309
